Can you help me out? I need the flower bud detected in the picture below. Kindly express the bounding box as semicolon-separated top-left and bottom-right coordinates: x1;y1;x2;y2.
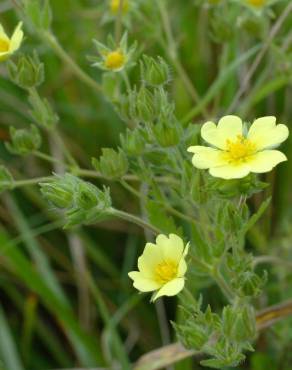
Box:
135;86;155;123
40;174;112;228
40;180;74;209
75;181;98;210
92;148;128;179
238;271;266;297
28;89;59;129
24;0;52;30
210;14;234;43
8;52;44;89
0;166;14;193
140;55;170;87
6;125;42;155
120;128;145;156
153;113;181;147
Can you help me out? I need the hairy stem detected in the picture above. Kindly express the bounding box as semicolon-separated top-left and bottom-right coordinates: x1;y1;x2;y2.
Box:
109;208;161;235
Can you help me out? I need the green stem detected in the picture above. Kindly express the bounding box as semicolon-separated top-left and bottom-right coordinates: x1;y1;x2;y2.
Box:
157;1;208;119
13;176;54;188
119;179;141;198
122;70;131;92
28;87;79;168
212;267;235;303
108;208;161;234
41;31;102;94
33;151;67;167
115;0;124;43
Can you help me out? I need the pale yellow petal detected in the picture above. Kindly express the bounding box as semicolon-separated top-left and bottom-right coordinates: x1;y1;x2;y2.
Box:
137;242;163;278
249;150;287;173
0;24;9;41
128;271;161;292
177;258;187;276
209;163;250;179
201;115;242;150
156;234;184;262
152;278;185;301
248;116;289;150
187;146;226;169
177;243;189;276
9;22;23;52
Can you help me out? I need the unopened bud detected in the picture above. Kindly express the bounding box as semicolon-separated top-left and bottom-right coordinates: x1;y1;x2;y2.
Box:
6;125;41;155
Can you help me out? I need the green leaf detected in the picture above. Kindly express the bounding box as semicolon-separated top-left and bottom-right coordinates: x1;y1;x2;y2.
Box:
146;200;182;236
0;305;24;370
241;197;271;236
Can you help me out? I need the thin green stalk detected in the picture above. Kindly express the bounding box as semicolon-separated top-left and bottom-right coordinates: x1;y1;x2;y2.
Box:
40;31;102;94
226;1;292;113
87;274;131;369
181;44;261;124
11;176;54;188
120;179;141;198
212;267;235;303
253;255;292;268
115;0;124;43
122;70;131;92
33;150;67;167
28;87;79;168
157;0;208;118
109;207;161;234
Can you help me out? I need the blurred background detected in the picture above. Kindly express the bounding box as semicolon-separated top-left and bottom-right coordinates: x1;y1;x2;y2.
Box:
0;0;291;369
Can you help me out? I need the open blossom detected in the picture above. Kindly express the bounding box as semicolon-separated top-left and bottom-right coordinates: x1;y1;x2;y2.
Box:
0;22;23;62
187;115;289;180
91;33;135;72
128;234;189;301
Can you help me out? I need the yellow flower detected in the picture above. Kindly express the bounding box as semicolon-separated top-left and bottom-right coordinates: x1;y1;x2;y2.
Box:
91;33;135;73
246;0;266;7
128;234;189;301
110;0;129;14
104;49;125;71
0;22;23;62
187;115;289;180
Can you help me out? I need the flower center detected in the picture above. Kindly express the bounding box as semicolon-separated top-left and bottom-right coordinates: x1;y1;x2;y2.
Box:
224;135;256;163
110;0;129;14
104;50;125;70
246;0;265;7
155;260;177;283
0;38;9;53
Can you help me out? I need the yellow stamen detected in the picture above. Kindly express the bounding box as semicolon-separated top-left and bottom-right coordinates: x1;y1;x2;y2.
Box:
155;260;177;283
110;0;129;14
246;0;266;7
0;38;9;53
104;50;125;70
224;135;256;163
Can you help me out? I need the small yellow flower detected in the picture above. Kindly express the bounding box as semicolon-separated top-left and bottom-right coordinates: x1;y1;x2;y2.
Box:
110;0;129;14
246;0;266;7
0;22;23;62
128;234;189;301
104;49;125;71
91;33;135;73
187;115;289;180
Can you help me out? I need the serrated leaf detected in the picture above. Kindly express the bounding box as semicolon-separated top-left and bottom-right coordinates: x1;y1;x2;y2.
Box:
146;200;182;236
241;197;271;236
